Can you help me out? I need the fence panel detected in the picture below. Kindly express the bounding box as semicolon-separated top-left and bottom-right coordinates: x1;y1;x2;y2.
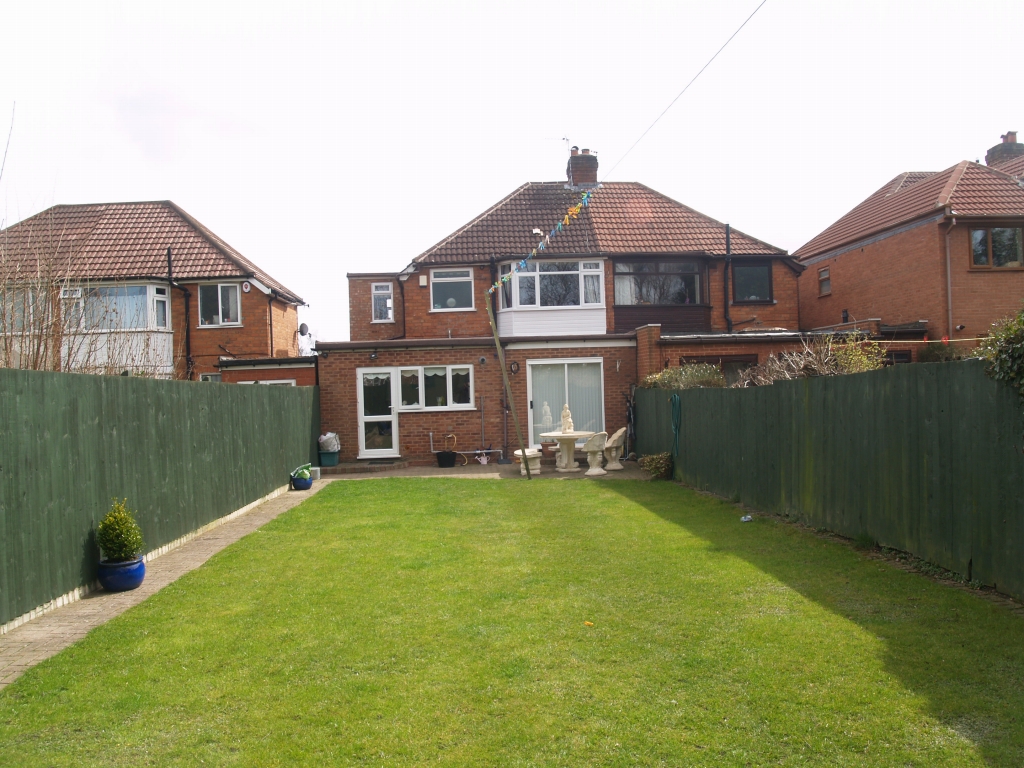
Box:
634;361;1024;601
0;368;319;627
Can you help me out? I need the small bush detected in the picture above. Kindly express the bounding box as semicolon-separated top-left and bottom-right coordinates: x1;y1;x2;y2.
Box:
96;498;145;563
917;340;970;363
638;452;673;480
735;334;884;387
643;363;725;390
979;303;1024;397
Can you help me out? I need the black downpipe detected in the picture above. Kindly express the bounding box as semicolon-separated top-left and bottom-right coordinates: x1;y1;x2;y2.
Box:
167;246;194;379
724;224;733;334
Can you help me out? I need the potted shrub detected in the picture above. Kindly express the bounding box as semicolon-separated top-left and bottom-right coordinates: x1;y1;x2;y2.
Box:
96;498;146;592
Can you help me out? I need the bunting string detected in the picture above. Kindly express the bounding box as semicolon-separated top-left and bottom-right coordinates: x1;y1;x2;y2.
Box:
486;189;595;295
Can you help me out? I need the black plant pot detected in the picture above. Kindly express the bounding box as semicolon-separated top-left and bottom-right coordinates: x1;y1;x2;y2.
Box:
436;451;457;468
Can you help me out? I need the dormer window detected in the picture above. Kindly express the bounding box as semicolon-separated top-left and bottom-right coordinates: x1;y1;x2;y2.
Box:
372;283;394;322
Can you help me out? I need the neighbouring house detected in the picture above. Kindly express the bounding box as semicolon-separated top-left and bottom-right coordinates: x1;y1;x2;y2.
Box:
0;201;304;379
794;132;1024;350
318;149;807;464
218;355;318;386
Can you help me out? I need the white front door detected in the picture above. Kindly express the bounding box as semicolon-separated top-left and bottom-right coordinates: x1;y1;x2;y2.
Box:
357;368;400;458
526;358;605;447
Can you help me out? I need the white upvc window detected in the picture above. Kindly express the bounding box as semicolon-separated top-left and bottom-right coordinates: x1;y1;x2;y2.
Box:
372;283;394;322
502;259;604;310
154;286;170;328
396;364;474;410
430;268;474;311
199;283;242;326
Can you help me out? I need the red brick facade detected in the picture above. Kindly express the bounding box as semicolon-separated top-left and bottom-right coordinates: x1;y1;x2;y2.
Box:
798;220;1024;342
220;361;317;386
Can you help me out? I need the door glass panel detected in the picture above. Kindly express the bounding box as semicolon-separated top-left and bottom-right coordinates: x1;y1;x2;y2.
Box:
424;366;448;407
363;421;393;451
531;364;566;445
362;372;392;416
567;363;603;434
451;367;471;405
400;369;421;407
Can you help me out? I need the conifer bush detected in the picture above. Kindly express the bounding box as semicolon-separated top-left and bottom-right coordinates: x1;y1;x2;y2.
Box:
96;498;145;563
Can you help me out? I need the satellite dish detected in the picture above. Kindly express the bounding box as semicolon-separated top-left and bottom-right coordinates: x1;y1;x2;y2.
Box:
299;323;309;336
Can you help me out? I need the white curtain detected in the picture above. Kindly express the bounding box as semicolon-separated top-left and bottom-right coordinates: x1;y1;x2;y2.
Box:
530;362;603;444
567;363;603;434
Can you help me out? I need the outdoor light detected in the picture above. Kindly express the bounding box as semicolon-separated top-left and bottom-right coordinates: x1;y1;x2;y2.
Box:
369;352;378;360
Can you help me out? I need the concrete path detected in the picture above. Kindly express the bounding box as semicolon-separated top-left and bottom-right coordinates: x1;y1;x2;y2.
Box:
0;479;335;691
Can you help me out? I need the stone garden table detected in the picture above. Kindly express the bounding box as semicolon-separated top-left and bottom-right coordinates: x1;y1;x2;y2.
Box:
540;430;596;473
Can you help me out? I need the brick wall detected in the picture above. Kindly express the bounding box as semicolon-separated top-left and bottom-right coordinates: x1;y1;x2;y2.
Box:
402;265;496;339
705;259;801;332
349;277;406;342
221;364;316;386
319;342;637;463
270;300;299;357
799;221;1024;341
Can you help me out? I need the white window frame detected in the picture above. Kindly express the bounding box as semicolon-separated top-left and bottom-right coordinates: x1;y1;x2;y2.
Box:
198;282;243;327
65;283;174;332
499;259;604;311
371;282;394;323
153;286;171;329
525;356;605;447
394;364;475;411
429;268;475;313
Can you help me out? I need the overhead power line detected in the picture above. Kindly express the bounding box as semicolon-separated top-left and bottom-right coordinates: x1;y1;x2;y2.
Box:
601;0;768;181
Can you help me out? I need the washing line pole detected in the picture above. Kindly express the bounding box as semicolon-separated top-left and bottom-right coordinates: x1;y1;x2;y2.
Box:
485;299;531;479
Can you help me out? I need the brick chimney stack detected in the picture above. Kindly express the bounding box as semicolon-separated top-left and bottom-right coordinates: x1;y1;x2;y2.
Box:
566;146;598;187
985;131;1024;167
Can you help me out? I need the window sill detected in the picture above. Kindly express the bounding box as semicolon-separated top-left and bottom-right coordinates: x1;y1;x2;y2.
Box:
817;292;832;298
371;319;396;324
429;307;476;313
198;323;243;329
500;304;605;311
398;406;477;413
731;300;776;306
612;303;710;308
969;266;1024;272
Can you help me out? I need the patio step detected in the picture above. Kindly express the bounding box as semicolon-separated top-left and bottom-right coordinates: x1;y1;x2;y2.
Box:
321;460;412;475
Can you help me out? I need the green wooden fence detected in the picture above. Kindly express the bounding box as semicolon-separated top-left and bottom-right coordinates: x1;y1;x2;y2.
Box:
635;360;1024;601
0;368;320;627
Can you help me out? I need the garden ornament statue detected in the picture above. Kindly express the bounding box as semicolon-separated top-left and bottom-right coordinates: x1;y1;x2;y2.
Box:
541;401;552;427
583;432;608;476
603;427;627;470
561;403;574;433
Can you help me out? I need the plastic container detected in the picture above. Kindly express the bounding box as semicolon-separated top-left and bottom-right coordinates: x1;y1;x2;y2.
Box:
319;450;340;467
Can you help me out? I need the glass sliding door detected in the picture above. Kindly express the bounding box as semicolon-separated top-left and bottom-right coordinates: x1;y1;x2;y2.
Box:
527;359;604;446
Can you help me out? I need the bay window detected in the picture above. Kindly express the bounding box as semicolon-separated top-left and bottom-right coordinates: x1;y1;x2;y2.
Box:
614;261;701;305
503;260;603;309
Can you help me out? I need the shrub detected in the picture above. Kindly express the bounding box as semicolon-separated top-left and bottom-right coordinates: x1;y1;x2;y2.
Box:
638;452;673;480
917;340;970;363
96;498;145;563
735;334;884;387
643;363;725;390
979;303;1024;397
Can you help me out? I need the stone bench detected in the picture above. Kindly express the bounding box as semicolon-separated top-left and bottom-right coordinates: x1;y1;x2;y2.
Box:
513;448;542;476
604;427;626;471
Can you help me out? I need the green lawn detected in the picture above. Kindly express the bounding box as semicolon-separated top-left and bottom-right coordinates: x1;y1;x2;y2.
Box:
2;478;1023;766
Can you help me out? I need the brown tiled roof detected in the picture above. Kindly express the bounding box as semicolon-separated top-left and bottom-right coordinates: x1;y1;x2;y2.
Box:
795;161;1024;260
413;182;787;265
0;201;303;303
989;153;1024;179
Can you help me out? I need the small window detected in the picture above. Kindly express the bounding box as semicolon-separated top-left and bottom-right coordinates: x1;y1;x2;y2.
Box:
199;284;241;326
818;266;831;297
431;269;474;311
372;283;394;322
499;264;512;309
154;286;169;328
424;366;449;407
200;373;222;382
733;263;772;303
971;228;1024;268
400;368;422;407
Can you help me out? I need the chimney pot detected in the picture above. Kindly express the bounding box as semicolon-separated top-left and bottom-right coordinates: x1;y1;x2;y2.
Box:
986;131;1023;166
581;148;590;155
566;147;599;186
570;145;579;156
1003;131;1018;144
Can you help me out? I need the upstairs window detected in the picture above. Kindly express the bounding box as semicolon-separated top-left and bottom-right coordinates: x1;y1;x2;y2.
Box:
514;260;603;308
199;284;241;326
614;261;701;305
154;286;169;328
499;264;512;309
431;269;474;311
372;283;394;322
732;262;772;303
84;286;149;330
818;266;831;297
971;228;1023;268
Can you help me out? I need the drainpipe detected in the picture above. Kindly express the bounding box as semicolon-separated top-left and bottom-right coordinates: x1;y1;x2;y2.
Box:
724;224;733;333
944;215;956;338
395;277;406;339
166;247;193;379
268;291;274;357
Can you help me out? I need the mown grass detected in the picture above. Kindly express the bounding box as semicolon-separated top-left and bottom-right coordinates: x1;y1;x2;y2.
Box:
2;478;1023;766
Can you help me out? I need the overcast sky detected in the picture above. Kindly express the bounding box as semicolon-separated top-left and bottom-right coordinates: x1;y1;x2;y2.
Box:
0;0;1019;341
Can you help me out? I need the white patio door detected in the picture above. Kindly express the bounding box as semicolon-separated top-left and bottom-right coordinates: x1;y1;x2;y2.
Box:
527;358;604;446
357;368;400;458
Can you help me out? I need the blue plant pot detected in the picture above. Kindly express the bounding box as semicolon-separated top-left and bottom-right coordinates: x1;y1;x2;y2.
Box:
291;475;313;490
97;558;146;592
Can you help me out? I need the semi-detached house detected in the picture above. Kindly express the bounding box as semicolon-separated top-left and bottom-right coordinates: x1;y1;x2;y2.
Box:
318;150;807;464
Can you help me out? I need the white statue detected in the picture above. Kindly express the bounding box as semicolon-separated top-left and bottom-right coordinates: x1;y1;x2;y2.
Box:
540;401;552;427
561;403;574;433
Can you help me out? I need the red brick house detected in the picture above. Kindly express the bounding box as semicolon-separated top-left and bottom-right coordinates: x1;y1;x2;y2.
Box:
0;201;304;379
318;150;806;463
795;133;1024;348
